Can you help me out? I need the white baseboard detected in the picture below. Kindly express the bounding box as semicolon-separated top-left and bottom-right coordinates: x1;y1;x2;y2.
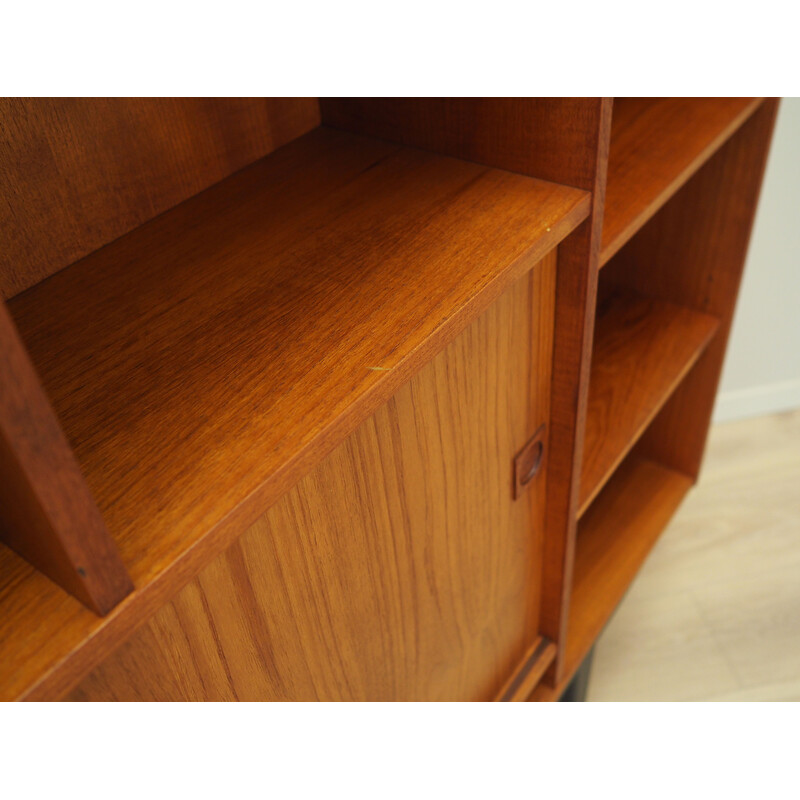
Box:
713;378;800;423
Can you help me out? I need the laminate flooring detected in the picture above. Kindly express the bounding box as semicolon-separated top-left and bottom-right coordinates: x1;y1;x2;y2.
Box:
587;409;800;701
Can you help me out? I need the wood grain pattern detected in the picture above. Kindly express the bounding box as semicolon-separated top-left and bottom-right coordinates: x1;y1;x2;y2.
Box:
322;98;616;686
68;260;556;701
0;98;321;298
0;302;132;614
530;99;779;701
578;292;719;517
603;99;780;479
537;100;613;685
2;126;586;700
321;98;608;188
1;97;776;704
601;97;762;266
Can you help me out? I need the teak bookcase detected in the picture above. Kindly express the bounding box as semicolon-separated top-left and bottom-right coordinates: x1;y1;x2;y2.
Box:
0;98;777;701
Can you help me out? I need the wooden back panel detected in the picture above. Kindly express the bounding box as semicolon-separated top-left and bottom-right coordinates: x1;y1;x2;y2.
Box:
0;98;320;298
322;98;603;190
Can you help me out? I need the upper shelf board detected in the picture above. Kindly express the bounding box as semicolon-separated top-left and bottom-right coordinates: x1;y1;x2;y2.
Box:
2;125;589;701
601;97;763;266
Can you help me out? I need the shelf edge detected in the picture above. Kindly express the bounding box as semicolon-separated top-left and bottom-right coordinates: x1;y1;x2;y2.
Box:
600;98;764;267
16;191;591;702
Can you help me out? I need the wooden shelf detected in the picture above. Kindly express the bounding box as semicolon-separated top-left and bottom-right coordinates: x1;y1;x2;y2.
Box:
0;125;589;700
578;291;719;517
566;455;692;683
600;97;762;266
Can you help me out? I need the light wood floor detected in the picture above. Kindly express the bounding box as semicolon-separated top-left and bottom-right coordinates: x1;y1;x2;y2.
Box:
587;408;800;701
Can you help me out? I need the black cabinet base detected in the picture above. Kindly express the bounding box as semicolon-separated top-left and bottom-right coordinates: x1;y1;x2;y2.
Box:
560;646;595;702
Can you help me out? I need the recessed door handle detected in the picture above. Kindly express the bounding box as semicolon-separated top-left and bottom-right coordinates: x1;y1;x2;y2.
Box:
513;424;546;499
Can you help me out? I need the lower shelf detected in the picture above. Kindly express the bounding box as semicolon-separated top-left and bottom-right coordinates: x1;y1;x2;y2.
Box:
560;455;692;695
578;291;718;517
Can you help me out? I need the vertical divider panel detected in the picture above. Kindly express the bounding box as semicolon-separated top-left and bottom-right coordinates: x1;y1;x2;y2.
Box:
539;102;612;685
0;301;133;614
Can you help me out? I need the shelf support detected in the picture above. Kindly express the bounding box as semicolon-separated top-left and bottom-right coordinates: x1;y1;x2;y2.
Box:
0;301;133;614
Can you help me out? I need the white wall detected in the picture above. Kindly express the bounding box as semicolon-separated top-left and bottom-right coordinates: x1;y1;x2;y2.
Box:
713;99;800;422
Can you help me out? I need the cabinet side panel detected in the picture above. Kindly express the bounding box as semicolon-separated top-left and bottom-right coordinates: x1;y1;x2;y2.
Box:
67;255;556;702
539;101;613;684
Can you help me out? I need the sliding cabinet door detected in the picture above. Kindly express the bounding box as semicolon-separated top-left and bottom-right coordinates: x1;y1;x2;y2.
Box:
69;252;557;701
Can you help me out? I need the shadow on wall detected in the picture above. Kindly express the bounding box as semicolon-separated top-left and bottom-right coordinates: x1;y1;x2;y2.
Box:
715;98;800;422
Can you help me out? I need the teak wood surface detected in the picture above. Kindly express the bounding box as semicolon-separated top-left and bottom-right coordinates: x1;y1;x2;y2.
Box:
578;292;719;517
1;126;587;700
539;101;612;684
68;260;555;701
601;97;762;266
532;99;779;700
330;99;620;685
0;98;320;298
322;98;611;189
0;304;132;614
533;97;773;698
587;410;800;702
0;97;778;702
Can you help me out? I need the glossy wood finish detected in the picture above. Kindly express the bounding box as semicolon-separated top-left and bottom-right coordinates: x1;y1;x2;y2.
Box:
0;98;320;298
1;124;587;700
601;97;762;266
324;97;615;688
68;261;556;701
578;292;719;517
0;97;778;703
323;98;610;188
533;100;779;700
604;99;779;480
0;303;132;614
9;130;587;605
538;102;613;684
